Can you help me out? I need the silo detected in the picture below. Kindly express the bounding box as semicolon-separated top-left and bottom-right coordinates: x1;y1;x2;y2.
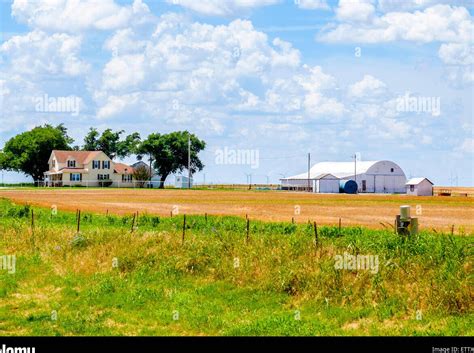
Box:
339;180;358;194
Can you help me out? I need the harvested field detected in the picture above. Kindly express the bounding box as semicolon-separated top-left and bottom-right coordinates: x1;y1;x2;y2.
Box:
0;188;472;234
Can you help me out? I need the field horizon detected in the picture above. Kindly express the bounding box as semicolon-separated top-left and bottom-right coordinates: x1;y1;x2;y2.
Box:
0;188;472;234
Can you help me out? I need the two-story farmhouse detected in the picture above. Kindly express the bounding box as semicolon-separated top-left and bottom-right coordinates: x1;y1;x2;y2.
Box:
44;150;135;187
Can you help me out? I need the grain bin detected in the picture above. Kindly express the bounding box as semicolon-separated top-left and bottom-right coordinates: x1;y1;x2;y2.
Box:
339;180;358;194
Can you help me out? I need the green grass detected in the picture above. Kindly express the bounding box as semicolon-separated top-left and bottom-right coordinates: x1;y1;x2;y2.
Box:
0;198;472;336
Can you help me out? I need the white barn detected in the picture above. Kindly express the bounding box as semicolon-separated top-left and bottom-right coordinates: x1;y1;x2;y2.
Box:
281;160;407;194
314;174;340;193
406;178;433;196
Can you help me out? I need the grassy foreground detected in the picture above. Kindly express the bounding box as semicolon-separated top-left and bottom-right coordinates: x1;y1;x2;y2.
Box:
0;198;472;336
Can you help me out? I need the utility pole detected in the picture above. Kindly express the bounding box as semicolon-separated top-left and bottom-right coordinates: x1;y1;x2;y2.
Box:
188;133;191;189
352;154;357;190
149;155;153;188
307;152;311;192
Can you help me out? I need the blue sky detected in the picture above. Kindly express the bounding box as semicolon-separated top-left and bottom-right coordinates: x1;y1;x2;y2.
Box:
0;0;472;186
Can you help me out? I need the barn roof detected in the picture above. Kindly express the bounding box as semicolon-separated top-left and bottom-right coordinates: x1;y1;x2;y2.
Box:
285;161;381;180
406;177;434;185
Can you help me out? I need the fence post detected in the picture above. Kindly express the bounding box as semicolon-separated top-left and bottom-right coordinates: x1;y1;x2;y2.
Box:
246;218;250;243
77;210;81;233
182;214;186;245
205;213;208;223
130;212;136;233
338;218;341;236
451;224;454;236
313;221;318;248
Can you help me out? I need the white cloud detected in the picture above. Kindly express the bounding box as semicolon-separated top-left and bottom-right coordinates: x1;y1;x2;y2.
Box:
0;30;89;77
296;0;330;10
438;43;473;66
457;138;474;154
319;5;472;43
348;75;387;98
166;0;280;16
11;0;152;32
94;16;343;122
318;4;473;86
336;0;375;22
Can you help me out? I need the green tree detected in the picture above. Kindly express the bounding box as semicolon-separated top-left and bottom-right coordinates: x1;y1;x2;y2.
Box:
0;124;73;182
83;128;140;159
138;131;205;189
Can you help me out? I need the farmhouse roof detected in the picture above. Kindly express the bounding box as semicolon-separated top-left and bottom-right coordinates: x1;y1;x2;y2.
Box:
406;177;434;185
114;163;134;174
52;150;103;164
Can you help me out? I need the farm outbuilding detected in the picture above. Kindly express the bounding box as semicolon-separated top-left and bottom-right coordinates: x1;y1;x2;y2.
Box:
406;178;434;196
281;160;407;194
175;175;193;188
314;174;340;193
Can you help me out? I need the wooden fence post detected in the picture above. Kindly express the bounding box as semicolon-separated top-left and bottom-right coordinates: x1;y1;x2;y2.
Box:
451;225;454;236
246;218;250;243
130;212;136;233
338;218;341;235
182;214;186;245
313;221;318;248
77;210;81;233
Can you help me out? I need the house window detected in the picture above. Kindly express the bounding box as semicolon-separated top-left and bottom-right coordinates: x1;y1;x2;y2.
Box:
92;160;100;169
67;160;76;168
362;180;366;192
390;168;394;172
410;185;415;192
98;174;110;180
122;174;132;182
102;160;110;169
52;160;56;168
70;173;81;181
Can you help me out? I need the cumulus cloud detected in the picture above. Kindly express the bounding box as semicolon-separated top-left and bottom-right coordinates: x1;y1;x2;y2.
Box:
94;16;343;123
11;0;152;32
336;0;375;22
318;4;473;85
0;30;89;76
296;0;330;10
348;75;387;98
166;0;280;16
319;4;472;43
457;138;474;154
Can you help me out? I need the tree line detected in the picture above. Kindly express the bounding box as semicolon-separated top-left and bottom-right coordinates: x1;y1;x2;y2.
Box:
0;124;206;188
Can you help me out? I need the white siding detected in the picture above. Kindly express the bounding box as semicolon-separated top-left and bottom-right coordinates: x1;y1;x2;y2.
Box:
406;180;433;196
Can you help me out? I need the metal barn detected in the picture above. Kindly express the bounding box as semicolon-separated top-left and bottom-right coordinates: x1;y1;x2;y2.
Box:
281;160;407;194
